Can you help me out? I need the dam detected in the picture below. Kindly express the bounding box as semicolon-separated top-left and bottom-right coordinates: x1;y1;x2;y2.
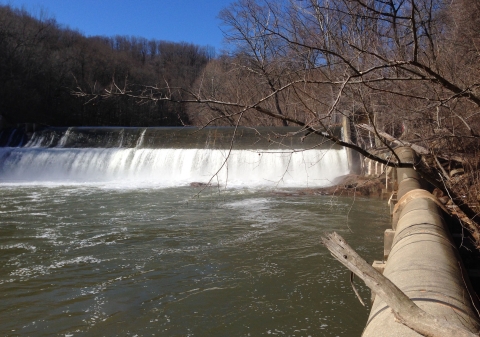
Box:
0;125;386;336
1;125;477;336
0;126;348;188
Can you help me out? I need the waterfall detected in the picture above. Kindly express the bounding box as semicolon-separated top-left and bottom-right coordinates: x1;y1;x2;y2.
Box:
0;127;349;188
57;127;72;147
135;129;146;148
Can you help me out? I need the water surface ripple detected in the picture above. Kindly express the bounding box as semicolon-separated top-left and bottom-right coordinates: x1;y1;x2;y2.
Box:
0;186;388;336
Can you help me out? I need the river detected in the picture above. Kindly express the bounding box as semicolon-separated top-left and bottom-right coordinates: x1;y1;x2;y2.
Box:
0;127;389;336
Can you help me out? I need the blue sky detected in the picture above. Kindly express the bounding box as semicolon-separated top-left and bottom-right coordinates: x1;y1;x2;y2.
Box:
1;0;234;51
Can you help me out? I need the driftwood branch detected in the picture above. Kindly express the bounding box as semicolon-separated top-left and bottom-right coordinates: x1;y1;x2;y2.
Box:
320;232;478;337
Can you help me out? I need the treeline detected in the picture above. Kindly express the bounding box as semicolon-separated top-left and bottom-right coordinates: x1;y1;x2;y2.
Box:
0;4;213;126
185;0;480;135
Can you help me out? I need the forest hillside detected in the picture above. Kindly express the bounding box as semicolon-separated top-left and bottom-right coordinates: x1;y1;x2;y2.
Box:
0;4;213;126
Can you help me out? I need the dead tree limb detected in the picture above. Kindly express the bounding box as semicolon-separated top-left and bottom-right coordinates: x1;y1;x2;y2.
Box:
357;123;430;155
357;124;468;168
320;232;479;337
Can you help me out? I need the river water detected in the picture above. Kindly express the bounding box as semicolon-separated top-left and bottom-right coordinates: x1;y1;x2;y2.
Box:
0;127;389;336
0;185;388;337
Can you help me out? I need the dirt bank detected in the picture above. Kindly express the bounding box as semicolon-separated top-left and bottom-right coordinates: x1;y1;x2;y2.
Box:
271;174;386;198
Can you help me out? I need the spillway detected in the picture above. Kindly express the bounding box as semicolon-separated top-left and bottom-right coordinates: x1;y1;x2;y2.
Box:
0;126;349;188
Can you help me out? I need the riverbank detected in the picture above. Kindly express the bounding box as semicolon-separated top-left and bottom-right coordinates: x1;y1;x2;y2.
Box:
272;174;385;198
278;172;480;249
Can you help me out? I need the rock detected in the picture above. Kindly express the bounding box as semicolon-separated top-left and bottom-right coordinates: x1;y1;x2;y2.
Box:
190;182;209;187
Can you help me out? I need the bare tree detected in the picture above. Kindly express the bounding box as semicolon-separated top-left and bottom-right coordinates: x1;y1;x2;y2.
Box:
74;0;480;234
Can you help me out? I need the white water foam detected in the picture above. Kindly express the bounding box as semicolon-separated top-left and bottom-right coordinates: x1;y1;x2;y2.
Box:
57;127;73;147
0;147;349;188
10;256;103;279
